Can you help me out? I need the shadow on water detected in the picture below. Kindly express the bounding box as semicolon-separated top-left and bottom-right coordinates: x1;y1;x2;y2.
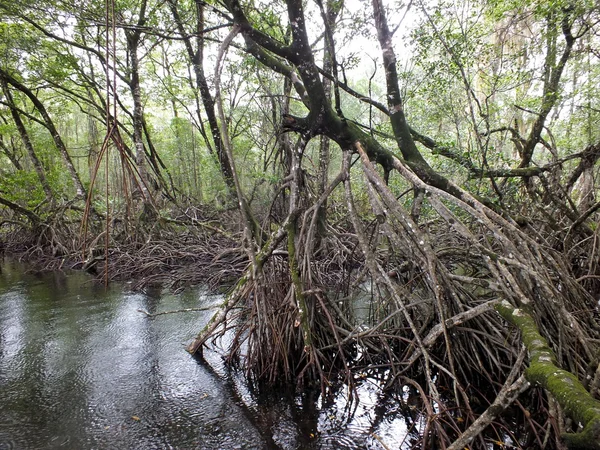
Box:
0;258;419;449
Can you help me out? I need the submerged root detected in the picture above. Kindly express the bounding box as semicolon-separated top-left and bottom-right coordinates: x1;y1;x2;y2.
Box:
3;149;600;448
187;146;600;448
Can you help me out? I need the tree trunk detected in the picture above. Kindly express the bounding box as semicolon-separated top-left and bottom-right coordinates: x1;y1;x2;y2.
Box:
167;0;237;195
0;69;87;200
124;0;154;211
1;78;54;203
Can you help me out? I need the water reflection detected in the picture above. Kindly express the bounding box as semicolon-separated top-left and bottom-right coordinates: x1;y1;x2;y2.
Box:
0;259;414;449
0;260;266;449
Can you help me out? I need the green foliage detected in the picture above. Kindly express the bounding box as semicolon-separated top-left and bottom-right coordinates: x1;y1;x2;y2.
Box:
244;0;290;44
0;0;598;227
0;21;39;68
0;170;45;208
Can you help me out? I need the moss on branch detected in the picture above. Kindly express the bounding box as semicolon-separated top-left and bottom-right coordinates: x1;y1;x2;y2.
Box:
496;300;600;449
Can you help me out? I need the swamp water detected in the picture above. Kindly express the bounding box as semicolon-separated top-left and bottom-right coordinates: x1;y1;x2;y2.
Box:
0;258;418;449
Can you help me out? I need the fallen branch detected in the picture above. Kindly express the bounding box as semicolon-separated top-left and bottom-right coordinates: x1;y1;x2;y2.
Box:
0;194;42;224
406;299;500;365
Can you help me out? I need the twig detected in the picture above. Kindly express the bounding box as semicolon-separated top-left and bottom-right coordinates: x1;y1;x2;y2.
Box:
448;347;529;450
137;306;216;317
371;432;392;450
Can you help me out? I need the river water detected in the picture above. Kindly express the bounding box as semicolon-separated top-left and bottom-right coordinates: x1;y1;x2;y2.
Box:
0;258;413;449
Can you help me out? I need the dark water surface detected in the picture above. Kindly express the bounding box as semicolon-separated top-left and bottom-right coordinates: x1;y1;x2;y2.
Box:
0;259;410;449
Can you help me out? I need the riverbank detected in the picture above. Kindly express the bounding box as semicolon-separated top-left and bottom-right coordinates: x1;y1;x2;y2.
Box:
0;215;249;292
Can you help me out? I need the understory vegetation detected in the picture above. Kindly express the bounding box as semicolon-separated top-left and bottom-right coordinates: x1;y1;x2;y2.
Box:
2;0;600;447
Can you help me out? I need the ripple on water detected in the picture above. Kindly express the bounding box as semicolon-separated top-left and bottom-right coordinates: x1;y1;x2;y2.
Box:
1;267;415;449
0;439;16;450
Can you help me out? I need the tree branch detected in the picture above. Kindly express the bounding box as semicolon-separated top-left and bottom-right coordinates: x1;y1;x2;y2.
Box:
496;300;600;449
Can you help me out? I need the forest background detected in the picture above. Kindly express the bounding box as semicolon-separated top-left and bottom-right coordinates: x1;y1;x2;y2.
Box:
1;0;600;447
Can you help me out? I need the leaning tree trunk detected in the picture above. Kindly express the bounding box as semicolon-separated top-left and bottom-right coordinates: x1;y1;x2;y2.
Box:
167;0;237;194
0;68;87;200
497;301;600;450
1;78;54;203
